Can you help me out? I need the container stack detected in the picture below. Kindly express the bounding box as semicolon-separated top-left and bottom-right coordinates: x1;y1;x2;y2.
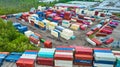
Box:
48;22;58;30
70;23;80;30
74;46;93;67
5;52;22;62
38;21;46;30
60;29;74;40
64;11;71;20
94;48;116;67
0;52;9;66
62;20;71;28
54;46;74;67
51;26;64;38
51;29;61;38
37;48;55;66
16;50;38;67
29;34;40;47
112;51;120;67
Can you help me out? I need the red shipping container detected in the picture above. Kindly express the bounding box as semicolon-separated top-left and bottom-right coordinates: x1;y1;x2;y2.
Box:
54;54;73;60
44;40;52;48
78;14;84;19
75;54;93;60
0;52;9;55
46;12;52;15
103;27;113;31
37;61;54;66
37;57;54;62
80;25;86;30
34;33;42;39
64;16;71;20
37;57;54;66
77;19;83;23
100;29;112;34
75;49;93;55
0;15;7;19
64;11;71;16
74;63;92;66
75;46;92;50
94;11;99;16
30;21;34;26
53;16;62;21
105;37;114;44
100;13;105;17
22;13;29;19
104;26;113;30
16;58;35;67
94;48;110;50
96;32;107;37
75;23;83;27
47;9;54;13
91;38;102;46
86;31;94;36
55;50;73;53
56;10;61;15
113;53;120;55
29;36;40;45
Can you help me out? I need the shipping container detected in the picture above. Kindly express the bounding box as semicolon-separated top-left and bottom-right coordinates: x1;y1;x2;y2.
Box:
37;57;54;66
16;58;35;67
91;38;102;46
75;54;93;60
105;37;114;44
86;37;96;46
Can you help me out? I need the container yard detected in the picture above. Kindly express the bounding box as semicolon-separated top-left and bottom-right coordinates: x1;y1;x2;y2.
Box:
0;0;120;67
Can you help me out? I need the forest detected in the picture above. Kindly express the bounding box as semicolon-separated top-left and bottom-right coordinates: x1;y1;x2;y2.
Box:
0;19;39;52
0;0;94;15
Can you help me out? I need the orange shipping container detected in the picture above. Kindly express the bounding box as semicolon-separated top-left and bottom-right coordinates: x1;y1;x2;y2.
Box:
75;54;93;60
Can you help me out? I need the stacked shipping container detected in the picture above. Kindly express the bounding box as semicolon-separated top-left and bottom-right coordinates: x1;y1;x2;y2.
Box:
16;50;38;67
37;48;55;66
54;46;74;67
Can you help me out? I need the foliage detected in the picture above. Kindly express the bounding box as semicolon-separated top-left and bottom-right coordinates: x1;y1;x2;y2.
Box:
0;0;74;15
0;19;39;52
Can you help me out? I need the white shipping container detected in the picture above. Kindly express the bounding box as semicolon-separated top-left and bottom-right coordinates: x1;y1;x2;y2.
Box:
112;51;120;53
62;20;71;28
60;33;71;40
22;54;37;57
62;29;73;36
55;52;73;56
48;22;58;30
96;24;102;28
94;53;116;61
24;30;34;38
39;48;56;52
94;63;114;67
55;60;73;67
86;37;96;46
51;30;60;38
20;55;37;59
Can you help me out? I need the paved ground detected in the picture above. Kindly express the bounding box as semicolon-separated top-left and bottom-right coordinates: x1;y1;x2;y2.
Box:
8;17;99;48
8;17;120;49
